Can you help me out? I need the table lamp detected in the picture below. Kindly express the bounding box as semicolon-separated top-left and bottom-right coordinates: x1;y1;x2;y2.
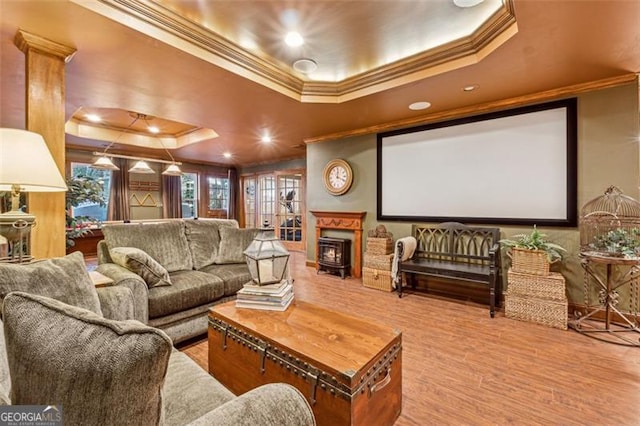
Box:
0;128;68;261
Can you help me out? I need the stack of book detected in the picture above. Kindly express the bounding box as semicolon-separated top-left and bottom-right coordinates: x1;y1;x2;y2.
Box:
236;280;294;311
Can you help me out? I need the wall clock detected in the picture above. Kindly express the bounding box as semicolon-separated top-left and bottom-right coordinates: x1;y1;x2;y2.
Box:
323;159;353;196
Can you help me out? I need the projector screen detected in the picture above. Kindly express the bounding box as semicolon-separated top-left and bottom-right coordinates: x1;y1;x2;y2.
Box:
377;99;577;226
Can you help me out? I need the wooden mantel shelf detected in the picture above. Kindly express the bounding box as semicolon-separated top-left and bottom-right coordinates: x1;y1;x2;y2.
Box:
310;211;367;278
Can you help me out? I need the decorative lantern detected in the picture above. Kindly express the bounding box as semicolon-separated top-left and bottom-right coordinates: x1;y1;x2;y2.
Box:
243;230;290;286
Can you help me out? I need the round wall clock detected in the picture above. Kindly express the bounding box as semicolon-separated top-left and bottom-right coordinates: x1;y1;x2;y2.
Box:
323;159;353;196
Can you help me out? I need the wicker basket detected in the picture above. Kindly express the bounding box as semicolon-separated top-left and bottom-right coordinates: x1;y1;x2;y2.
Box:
507;270;566;301
509;248;551;276
364;253;394;270
505;293;567;330
367;237;393;255
362;267;393;292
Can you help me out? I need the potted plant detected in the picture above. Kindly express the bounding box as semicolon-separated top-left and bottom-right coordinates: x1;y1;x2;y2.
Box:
66;175;106;248
500;225;566;275
588;228;640;258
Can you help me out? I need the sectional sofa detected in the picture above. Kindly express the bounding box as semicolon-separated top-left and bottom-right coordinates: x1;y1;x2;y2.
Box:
96;218;260;343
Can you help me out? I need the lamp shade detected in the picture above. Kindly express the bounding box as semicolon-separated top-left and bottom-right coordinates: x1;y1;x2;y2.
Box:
0;129;67;192
128;160;155;174
162;163;183;176
92;155;120;171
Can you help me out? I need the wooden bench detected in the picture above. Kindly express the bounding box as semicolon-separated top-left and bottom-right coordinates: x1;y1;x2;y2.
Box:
394;222;501;317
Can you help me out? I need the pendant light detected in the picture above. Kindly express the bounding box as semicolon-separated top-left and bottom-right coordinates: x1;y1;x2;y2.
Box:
91;155;119;171
128;160;155;174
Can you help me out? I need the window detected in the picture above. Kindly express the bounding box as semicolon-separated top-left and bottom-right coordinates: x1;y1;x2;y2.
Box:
70;162;111;222
206;176;229;218
181;173;198;218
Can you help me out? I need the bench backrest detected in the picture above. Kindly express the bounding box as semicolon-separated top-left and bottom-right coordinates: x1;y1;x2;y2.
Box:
412;222;500;265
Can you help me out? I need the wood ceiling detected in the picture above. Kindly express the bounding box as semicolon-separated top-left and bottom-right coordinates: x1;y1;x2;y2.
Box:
0;1;639;167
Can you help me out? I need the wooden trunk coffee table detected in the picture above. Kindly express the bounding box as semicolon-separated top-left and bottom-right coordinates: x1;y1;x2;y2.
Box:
208;300;402;426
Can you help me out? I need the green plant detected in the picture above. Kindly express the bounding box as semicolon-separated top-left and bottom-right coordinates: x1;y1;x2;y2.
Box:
589;228;640;258
499;225;567;262
66;175;106;248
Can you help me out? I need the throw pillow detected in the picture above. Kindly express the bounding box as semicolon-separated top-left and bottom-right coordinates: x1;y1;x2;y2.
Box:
184;219;239;270
109;247;172;288
214;227;261;264
3;292;171;425
0;251;102;316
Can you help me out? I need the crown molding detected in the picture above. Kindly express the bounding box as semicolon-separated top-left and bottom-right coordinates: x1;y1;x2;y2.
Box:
304;73;639;144
74;0;516;103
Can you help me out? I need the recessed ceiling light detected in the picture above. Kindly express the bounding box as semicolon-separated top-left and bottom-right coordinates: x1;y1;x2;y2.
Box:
292;58;318;74
285;31;304;47
463;85;478;92
453;0;484;8
261;135;272;143
148;125;160;134
223;152;232;159
86;114;101;123
409;101;431;111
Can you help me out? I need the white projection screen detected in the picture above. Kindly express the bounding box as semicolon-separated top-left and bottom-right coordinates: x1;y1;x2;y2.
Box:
377;99;577;226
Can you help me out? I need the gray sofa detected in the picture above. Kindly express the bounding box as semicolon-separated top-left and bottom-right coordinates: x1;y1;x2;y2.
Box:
96;219;259;343
0;254;314;425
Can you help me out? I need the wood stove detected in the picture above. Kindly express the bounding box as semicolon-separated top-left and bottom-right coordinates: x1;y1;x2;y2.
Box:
317;237;351;279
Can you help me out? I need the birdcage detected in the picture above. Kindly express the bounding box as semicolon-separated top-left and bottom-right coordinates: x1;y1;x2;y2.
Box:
579;186;640;257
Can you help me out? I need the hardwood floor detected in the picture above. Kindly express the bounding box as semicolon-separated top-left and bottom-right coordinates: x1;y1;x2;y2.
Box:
180;252;640;425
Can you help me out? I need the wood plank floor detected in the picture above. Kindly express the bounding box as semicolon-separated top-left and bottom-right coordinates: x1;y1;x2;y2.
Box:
180;252;640;425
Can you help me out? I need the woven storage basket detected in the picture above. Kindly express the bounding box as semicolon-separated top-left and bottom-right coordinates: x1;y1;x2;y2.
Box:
509;248;551;276
505;293;567;330
362;267;393;292
507;270;566;301
364;253;394;271
366;237;393;255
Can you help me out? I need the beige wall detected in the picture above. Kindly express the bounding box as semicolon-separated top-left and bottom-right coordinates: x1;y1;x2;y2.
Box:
306;82;640;305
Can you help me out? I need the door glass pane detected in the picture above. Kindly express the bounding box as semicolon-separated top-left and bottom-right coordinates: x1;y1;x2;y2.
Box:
278;174;302;241
259;175;275;228
244;177;256;228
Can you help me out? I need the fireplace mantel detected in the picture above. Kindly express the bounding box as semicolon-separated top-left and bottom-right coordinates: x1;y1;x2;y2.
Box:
310;211;366;278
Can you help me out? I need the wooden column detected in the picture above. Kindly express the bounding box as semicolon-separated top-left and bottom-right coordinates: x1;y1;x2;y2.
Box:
310;211;366;278
14;30;76;259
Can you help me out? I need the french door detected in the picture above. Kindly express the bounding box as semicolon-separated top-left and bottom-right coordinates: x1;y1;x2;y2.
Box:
241;170;305;251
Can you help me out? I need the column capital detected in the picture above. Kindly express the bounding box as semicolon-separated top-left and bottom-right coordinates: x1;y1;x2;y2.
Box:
14;30;77;63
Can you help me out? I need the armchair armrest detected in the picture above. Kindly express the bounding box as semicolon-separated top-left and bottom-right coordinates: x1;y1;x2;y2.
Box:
96;263;149;323
95;286;135;321
187;383;315;426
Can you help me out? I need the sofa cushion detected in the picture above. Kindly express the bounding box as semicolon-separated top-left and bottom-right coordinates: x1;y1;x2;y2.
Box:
200;263;252;296
110;247;172;288
2;292;172;425
148;270;224;319
103;221;193;272
0;251;102;316
215;227;261;264
185;219;239;270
